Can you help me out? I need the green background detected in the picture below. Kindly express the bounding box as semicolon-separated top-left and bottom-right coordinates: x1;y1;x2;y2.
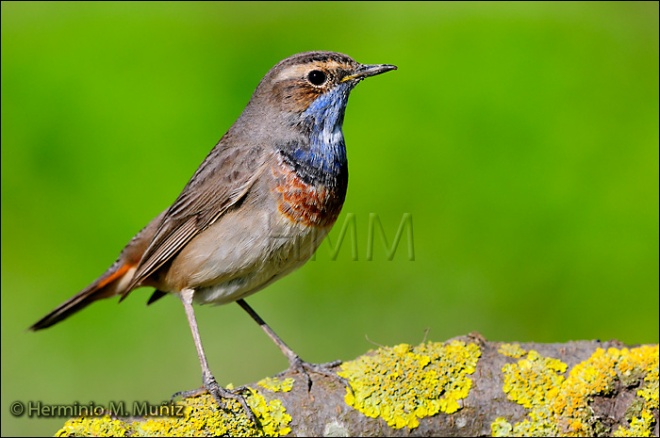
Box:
2;2;658;436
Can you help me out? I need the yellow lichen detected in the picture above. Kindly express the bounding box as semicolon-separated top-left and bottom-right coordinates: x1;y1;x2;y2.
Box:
498;343;527;359
257;376;295;393
503;350;567;410
612;410;655;437
56;415;130;437
491;417;513;436
54;387;292;437
491;344;659;437
338;340;481;430
611;345;658;437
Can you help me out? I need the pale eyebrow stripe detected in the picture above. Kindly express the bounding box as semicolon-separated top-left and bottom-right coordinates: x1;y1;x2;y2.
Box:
273;60;346;83
273;65;309;83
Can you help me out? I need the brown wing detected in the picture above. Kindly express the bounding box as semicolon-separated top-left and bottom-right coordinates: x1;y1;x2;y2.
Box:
123;138;267;294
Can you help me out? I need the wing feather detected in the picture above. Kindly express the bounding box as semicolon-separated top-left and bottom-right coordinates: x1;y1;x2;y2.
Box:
124;139;267;292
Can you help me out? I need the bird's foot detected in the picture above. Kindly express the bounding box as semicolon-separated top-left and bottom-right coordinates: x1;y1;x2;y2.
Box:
172;373;257;425
279;355;352;393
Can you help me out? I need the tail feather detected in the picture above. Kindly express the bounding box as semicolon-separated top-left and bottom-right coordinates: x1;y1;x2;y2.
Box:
29;262;134;331
30;210;168;331
147;289;168;305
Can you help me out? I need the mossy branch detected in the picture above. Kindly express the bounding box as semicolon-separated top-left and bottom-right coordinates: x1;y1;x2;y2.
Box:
56;334;658;437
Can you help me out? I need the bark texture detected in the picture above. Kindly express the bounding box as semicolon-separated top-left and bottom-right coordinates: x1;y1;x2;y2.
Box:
55;334;659;437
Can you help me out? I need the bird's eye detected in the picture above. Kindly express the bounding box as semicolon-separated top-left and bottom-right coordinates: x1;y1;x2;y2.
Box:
307;70;327;86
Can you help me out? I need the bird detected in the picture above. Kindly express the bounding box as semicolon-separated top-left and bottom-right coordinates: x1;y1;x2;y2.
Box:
30;51;397;421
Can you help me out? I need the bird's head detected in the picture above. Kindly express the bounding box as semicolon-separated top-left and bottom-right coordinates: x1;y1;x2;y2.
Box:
244;51;396;125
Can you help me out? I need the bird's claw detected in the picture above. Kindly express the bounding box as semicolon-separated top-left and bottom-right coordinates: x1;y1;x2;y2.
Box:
171;375;258;425
280;356;352;393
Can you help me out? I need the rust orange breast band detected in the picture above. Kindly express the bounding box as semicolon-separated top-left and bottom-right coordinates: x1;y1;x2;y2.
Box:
271;159;345;228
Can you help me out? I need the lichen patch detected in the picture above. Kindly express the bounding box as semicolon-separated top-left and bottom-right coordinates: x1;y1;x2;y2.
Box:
338;340;481;429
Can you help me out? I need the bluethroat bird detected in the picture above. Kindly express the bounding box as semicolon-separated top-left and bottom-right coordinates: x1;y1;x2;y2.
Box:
30;51;396;421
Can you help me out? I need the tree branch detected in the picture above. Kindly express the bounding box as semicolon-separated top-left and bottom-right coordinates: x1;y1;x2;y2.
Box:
55;334;659;437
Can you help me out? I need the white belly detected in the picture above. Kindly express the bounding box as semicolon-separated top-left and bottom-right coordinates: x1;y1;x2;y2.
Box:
188;213;329;305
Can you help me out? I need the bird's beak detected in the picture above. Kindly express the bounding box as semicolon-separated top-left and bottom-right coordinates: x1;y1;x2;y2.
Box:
341;63;398;83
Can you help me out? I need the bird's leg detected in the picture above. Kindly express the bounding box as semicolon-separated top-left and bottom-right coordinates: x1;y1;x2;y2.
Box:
236;299;351;392
176;289;257;424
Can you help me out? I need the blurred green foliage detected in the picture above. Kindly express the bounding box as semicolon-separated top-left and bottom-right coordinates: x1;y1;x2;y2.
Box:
2;2;658;436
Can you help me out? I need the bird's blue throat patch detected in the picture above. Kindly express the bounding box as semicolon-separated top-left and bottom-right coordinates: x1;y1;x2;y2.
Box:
278;83;352;190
